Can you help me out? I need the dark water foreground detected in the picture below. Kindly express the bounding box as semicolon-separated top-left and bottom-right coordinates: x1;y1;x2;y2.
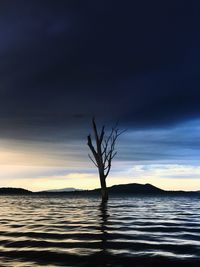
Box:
0;196;200;266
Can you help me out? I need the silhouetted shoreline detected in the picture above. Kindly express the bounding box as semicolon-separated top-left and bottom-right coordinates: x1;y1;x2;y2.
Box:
0;183;200;197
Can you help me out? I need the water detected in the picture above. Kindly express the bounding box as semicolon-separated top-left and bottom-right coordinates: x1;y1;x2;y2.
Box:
0;195;200;266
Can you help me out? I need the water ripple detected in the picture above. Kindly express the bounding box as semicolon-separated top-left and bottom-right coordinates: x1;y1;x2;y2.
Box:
0;196;200;266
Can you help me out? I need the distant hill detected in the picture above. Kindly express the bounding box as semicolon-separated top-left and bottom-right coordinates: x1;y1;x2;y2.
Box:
0;187;32;195
0;183;199;196
34;183;166;195
40;187;83;193
35;183;200;196
105;183;164;194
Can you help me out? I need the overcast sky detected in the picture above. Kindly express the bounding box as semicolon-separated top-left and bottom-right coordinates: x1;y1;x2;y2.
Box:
1;1;200;191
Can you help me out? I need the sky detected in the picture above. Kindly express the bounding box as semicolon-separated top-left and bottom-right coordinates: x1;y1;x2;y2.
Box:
1;1;200;191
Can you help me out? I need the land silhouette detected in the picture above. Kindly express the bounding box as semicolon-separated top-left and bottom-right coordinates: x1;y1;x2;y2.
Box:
0;183;200;197
0;187;32;194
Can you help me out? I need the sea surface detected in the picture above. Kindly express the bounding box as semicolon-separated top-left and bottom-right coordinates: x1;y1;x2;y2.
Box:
0;195;200;266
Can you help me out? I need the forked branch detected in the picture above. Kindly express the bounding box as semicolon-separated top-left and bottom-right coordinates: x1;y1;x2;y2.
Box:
87;119;125;179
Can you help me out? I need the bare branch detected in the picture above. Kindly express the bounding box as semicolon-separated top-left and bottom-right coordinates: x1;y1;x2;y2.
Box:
87;134;99;165
111;151;117;159
87;135;97;155
87;119;124;181
99;126;105;144
105;161;111;178
88;154;98;167
92;117;99;144
117;129;127;136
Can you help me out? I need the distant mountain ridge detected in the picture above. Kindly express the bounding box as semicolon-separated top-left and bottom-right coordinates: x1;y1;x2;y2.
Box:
0;183;199;196
0;187;32;194
40;187;83;193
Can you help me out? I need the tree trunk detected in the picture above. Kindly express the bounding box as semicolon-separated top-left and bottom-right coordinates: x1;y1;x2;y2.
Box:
99;172;108;202
87;119;123;202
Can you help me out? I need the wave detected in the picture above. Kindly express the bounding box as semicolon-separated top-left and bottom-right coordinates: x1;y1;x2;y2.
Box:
0;196;200;266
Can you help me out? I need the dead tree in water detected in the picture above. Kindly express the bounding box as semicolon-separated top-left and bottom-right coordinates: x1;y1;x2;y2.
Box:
87;118;124;202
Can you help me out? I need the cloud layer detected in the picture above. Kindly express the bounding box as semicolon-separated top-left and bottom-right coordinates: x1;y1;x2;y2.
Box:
0;1;200;190
0;1;200;140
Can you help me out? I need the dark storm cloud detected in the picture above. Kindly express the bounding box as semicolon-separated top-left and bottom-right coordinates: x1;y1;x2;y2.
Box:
0;0;200;140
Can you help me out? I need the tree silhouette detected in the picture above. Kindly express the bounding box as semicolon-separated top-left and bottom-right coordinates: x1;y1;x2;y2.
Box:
87;118;124;201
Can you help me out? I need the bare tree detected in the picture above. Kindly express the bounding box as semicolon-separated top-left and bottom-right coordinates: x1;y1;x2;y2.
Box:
87;118;124;201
